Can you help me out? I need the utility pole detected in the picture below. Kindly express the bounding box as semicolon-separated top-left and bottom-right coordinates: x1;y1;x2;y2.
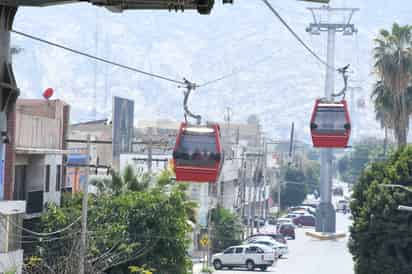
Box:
147;127;153;175
307;6;358;233
288;122;295;165
79;134;91;274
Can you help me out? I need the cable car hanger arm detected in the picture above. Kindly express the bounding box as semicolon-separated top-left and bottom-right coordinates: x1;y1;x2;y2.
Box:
181;78;202;125
332;64;350;99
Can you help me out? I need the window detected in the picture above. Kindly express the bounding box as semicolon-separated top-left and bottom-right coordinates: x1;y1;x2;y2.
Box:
56;165;61;191
235;247;243;254
246;246;258;254
174;131;219;167
45;165;50;192
314;106;347;134
256;241;271;247
246;246;264;254
223;247;235;254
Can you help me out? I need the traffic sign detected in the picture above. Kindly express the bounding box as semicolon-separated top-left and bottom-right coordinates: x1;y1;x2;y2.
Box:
200;235;209;247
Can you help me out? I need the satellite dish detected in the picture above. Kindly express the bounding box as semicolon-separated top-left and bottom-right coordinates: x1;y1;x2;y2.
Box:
43;88;54;100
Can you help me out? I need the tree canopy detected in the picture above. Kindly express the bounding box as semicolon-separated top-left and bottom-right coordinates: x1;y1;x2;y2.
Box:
373;23;412;147
27;168;196;274
349;146;412;274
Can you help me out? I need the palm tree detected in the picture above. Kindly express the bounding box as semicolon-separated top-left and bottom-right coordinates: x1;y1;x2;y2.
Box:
373;23;412;147
90;165;150;195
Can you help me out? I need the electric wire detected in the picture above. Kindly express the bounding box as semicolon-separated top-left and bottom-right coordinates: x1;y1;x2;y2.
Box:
198;54;274;88
198;0;338;88
11;29;185;86
0;212;81;237
259;0;335;71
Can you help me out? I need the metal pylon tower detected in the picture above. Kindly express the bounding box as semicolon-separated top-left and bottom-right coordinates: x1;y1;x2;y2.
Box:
306;5;358;233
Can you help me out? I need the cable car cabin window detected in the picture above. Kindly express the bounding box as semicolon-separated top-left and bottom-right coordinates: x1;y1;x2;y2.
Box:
175;131;219;167
314;106;347;134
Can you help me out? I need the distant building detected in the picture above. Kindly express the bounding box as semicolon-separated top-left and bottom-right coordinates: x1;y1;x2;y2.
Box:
69;119;112;167
4;99;70;218
120;153;171;174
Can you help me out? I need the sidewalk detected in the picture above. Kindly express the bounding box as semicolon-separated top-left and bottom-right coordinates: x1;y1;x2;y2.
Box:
192;262;203;274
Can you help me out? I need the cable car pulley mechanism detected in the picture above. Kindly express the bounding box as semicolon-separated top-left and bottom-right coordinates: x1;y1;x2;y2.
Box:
180;78;202;125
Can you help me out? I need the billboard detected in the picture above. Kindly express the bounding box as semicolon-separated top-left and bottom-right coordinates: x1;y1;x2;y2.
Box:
65;153;88;193
112;96;134;170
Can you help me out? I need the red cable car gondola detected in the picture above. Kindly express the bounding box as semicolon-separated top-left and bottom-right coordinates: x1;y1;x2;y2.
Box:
172;79;223;183
173;122;223;182
310;99;351;148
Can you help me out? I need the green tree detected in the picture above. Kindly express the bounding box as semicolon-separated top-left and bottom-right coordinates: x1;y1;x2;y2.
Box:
349;146;412;274
90;165;150;195
337;140;393;184
34;171;195;274
210;207;242;253
303;160;320;194
373;23;412;147
281;167;307;208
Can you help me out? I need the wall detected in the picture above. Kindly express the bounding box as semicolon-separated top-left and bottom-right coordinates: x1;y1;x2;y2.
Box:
0;201;25;274
4;99;69;201
0;249;23;274
25;155;44;193
4;108;16;200
15;114;61;149
43;154;62;207
220;180;238;212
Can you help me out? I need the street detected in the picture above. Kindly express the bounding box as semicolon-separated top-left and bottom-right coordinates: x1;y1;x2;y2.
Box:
214;213;354;274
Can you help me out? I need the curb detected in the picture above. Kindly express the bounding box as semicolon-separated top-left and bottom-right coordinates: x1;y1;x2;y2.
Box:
305;231;346;240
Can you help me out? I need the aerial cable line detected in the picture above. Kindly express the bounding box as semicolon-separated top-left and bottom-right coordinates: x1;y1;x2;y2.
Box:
260;0;336;71
11;29;185;86
198;53;274;88
0;212;81;237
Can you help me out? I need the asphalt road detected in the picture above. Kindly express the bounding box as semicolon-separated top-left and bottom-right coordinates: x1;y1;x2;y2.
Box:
214;213;354;274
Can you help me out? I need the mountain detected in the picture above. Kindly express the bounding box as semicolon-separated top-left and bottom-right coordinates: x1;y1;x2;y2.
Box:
11;0;412;141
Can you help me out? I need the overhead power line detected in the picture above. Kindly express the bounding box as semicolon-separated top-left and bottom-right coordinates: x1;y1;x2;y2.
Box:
11;29;185;86
198;54;274;88
260;0;335;70
0;212;81;237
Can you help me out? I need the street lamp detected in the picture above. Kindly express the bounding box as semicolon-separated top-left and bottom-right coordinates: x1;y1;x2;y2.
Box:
381;184;412;193
381;184;412;213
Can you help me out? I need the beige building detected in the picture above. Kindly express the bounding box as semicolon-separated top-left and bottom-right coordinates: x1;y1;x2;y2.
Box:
6;99;70;218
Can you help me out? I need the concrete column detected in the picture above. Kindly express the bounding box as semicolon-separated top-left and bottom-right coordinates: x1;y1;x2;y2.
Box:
0;7;18;200
316;27;336;233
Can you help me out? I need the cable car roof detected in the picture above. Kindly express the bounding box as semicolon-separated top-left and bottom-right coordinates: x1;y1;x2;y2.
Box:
183;127;215;133
317;103;344;107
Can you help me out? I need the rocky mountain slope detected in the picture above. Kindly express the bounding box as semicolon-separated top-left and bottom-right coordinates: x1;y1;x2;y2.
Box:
11;0;412;141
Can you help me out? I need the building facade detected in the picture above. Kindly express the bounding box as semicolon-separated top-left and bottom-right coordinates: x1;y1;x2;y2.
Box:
4;99;70;218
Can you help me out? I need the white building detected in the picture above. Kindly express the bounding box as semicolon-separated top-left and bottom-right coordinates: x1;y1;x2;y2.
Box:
0;201;26;274
119;153;171;174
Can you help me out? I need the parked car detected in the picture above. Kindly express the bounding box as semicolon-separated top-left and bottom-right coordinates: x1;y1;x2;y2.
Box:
243;216;266;227
248;233;287;244
278;224;295;240
268;216;277;225
248;236;289;258
290;206;316;215
293;215;316;227
336;199;349;213
212;244;276;271
283;213;300;219
291;211;306;217
276;218;294;231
